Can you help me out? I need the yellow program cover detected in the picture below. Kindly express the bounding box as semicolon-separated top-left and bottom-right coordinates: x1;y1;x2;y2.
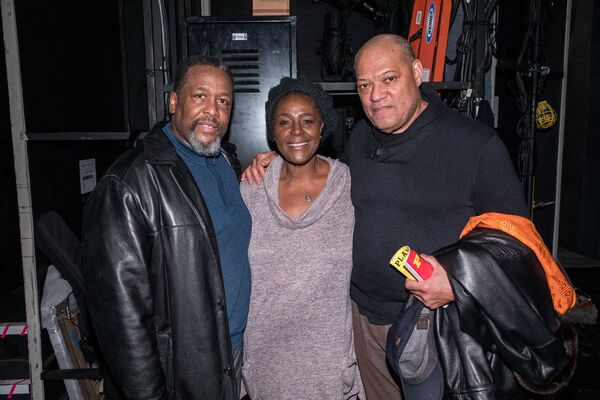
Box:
389;246;416;281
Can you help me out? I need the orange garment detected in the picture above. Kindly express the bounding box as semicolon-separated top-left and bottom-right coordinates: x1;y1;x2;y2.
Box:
460;212;576;315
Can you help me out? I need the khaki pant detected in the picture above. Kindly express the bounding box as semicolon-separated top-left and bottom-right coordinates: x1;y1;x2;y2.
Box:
352;301;403;400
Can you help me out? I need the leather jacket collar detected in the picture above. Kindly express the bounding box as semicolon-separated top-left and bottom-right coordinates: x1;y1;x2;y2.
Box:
143;121;180;165
141;121;242;179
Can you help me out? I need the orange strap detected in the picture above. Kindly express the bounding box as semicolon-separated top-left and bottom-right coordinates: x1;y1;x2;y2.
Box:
460;212;576;315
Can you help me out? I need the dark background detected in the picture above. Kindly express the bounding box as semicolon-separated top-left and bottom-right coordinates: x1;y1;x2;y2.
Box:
1;0;599;397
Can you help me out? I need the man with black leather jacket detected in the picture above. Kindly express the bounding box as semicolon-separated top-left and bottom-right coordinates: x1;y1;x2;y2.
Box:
82;55;251;400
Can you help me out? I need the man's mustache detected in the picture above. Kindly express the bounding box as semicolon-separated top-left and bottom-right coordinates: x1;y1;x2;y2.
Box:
191;118;221;135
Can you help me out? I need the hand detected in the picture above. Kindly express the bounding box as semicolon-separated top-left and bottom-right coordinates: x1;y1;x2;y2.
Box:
405;254;454;310
240;151;277;185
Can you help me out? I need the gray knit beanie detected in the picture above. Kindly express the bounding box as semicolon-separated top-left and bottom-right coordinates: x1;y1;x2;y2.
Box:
265;77;337;143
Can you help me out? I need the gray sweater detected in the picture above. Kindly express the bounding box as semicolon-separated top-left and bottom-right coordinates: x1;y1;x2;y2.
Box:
240;156;364;400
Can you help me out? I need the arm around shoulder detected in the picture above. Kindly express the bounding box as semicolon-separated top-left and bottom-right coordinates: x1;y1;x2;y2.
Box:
240;151;277;185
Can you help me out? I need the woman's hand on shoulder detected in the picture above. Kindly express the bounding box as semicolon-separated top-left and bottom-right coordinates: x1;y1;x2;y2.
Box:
241;151;277;185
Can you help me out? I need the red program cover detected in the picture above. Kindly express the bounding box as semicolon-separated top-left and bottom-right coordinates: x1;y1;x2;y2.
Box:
404;248;434;281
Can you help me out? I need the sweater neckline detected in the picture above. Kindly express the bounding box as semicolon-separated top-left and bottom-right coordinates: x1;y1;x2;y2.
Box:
366;83;448;163
263;156;348;229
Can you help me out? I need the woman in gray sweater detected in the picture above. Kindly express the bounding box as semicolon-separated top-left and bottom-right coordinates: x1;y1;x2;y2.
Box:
240;78;364;399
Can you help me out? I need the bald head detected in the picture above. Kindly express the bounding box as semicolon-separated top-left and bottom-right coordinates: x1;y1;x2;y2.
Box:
355;34;415;71
353;33;426;134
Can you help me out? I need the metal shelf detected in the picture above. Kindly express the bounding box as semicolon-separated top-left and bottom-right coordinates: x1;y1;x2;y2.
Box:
317;80;472;95
26;132;133;141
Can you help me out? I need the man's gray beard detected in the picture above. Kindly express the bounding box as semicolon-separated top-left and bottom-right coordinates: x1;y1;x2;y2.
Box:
188;133;222;156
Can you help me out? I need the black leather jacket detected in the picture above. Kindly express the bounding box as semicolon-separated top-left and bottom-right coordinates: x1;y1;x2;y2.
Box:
433;228;574;400
82;123;241;400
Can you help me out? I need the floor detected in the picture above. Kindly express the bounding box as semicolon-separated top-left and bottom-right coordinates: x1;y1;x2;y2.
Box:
555;248;600;399
0;250;599;398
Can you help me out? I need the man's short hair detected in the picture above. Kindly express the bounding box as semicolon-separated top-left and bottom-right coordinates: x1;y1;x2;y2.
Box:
173;55;234;94
390;35;416;64
355;34;416;70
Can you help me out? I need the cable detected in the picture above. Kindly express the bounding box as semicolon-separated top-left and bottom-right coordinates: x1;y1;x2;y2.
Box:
514;0;544;188
157;0;171;120
444;0;498;117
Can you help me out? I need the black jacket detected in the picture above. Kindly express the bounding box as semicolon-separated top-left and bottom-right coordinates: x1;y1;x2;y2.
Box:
433;228;575;400
82;123;241;400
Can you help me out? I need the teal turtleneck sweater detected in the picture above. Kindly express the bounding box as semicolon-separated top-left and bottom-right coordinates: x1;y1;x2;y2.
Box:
163;123;251;349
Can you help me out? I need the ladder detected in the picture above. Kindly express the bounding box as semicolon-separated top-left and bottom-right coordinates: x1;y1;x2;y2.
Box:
0;323;30;398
